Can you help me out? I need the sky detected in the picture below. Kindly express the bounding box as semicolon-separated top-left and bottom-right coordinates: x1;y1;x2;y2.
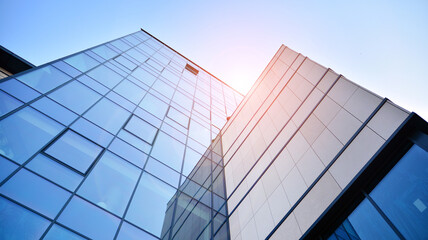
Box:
1;0;427;119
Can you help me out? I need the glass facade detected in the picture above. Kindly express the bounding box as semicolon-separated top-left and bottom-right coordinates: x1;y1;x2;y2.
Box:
329;144;428;240
0;30;242;239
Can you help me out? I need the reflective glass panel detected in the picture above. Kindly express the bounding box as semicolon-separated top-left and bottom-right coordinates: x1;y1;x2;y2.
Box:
71;117;114;147
0;107;64;164
78;151;140;216
44;224;86;240
0;90;22;117
0;78;40;102
58;196;120;240
167;107;189;128
114;79;146;104
370;144;428;239
49;80;101;114
77;75;109;95
117;221;157;240
124;115;157;144
131;67;157;86
84;98;130;134
46;130;103;174
151;132;185;171
139;94;168;119
115;55;137;70
108;139;148;168
152;79;175;99
64;53;99;72
145;158;180;187
92;45;118;60
0;169;70;218
31;97;78;126
0;155;18;182
16;65;71;93
27;154;83;191
126;173;176;237
189;120;211;147
87;65;123;88
0;196;50;240
183;147;202;176
52;60;81;78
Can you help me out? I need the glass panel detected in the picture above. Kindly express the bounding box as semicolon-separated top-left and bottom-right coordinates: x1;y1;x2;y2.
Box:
152;79;175;99
106;91;135;112
117;221;157;240
0;107;64;164
183;147;202;176
172;90;193;111
139;94;168;119
151;132;185;171
167;107;189;128
77;75;109;95
126;173;176;237
64;53;99;72
16;65;71;93
0;90;22;117
189;120;211;147
0;169;70;218
84;98;130;134
31;97;78;125
71;117;114;147
45;130;103;174
145;158;180;187
0;78;40;102
115;55;137;70
124;115;158;144
114;79;146;104
0;155;18;182
92;45;118;60
43;224;86;240
58;196;120;240
27;154;83;191
110;39;131;51
87;65;123;88
131;67;157;87
108;139;148;168
117;130;152;154
0;196;50;240
52;61;81;78
126;48;148;64
49;81;102;115
370;144;428;239
333;199;399;239
78;151;140;216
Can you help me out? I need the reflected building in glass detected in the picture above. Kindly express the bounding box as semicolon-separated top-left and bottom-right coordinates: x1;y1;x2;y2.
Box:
0;29;427;240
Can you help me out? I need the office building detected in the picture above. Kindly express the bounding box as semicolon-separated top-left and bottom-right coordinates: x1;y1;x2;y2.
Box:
0;30;427;240
0;30;242;240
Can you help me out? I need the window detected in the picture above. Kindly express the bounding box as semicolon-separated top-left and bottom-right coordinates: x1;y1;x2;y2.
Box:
45;130;103;174
114;79;147;104
16;65;71;93
125;173;176;237
87;65;123;88
64;53;99;72
43;224;86;240
131;67;157;87
151;132;185;172
0;78;40;102
0;197;50;240
84;98;130;134
0;169;70;218
139;94;168;120
58;196;120;240
0;90;22;117
31;97;78;126
78;151;140;216
116;221;157;240
108;139;148;168
185;64;199;75
124;115;158;144
91;45;118;60
49;80;101;115
0;107;64;164
27;154;83;191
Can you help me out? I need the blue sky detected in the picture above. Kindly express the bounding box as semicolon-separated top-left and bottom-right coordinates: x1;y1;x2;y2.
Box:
1;0;427;119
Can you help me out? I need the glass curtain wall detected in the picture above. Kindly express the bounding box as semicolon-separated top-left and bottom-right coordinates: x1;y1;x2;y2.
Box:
0;30;242;240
